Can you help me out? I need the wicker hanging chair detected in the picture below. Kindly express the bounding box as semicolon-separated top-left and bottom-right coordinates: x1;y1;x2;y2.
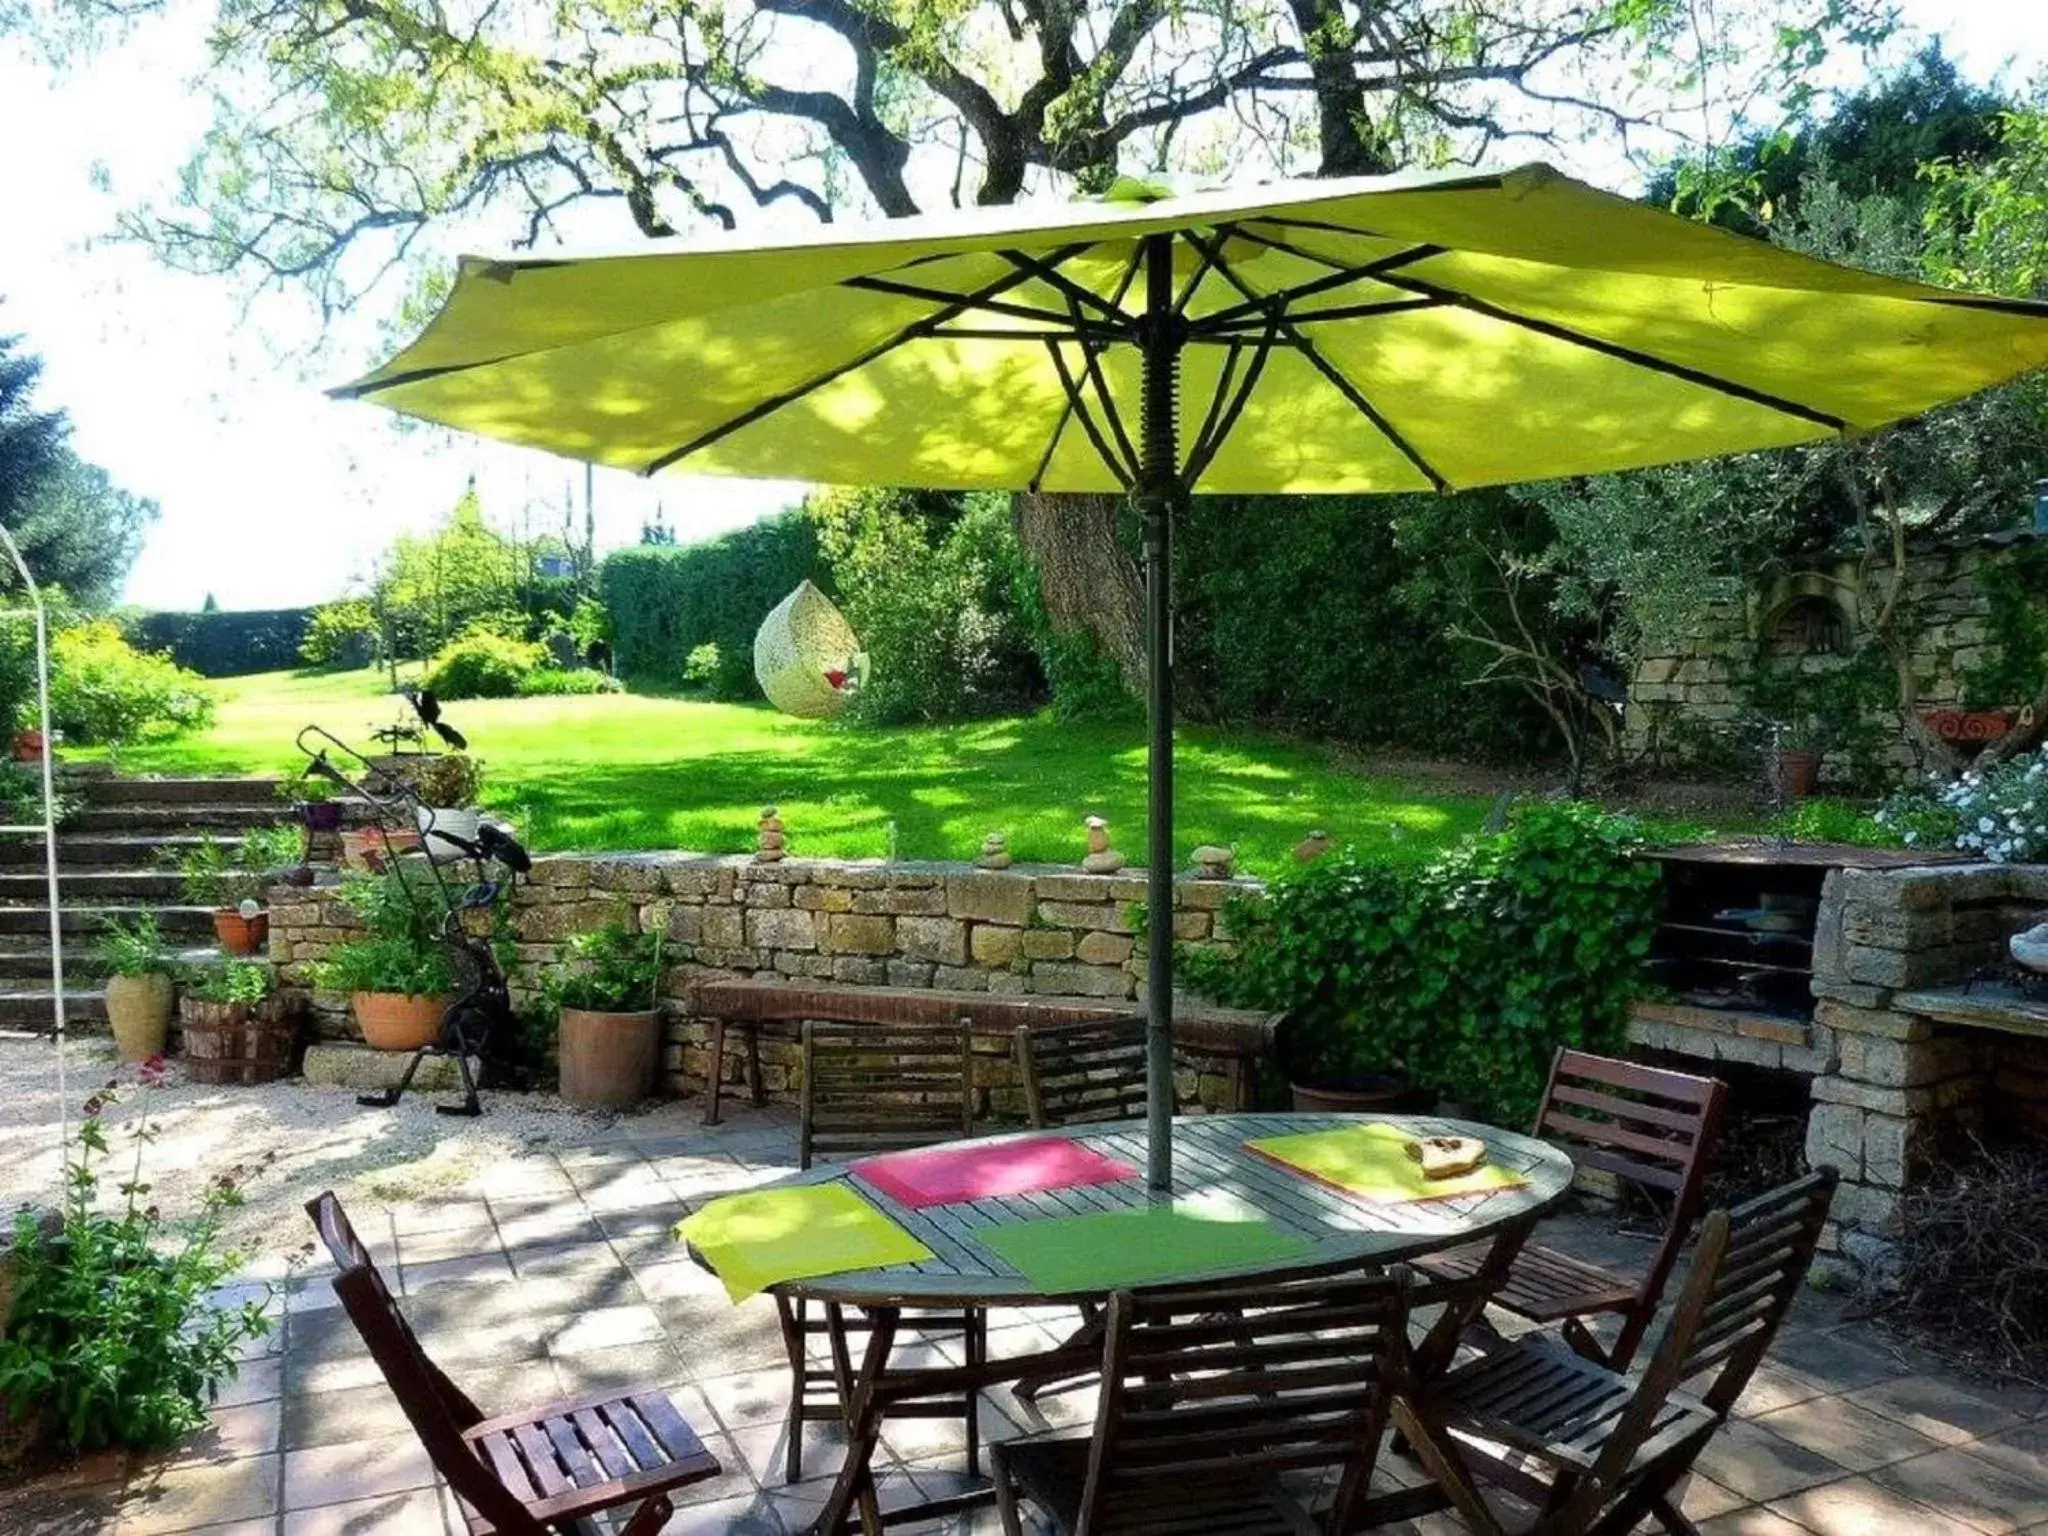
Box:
754;580;864;719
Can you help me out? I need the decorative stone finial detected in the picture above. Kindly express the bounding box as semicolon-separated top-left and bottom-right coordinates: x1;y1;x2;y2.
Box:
976;831;1013;870
1081;814;1125;874
1292;829;1332;864
1189;844;1235;880
755;805;787;864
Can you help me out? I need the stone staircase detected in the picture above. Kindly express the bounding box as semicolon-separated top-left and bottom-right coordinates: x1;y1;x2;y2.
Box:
0;774;292;1032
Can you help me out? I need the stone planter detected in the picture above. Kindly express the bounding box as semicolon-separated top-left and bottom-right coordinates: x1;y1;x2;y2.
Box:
1288;1075;1428;1114
213;910;269;957
353;991;447;1052
559;1008;662;1108
106;972;173;1062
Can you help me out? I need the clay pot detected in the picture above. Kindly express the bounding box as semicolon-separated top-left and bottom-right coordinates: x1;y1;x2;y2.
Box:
352;991;448;1052
558;1008;662;1108
11;730;44;764
105;973;173;1062
1770;748;1823;799
1288;1075;1432;1115
341;826;423;871
213;910;269;957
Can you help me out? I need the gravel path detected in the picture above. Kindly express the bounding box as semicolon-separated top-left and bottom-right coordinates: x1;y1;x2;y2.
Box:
0;1034;714;1272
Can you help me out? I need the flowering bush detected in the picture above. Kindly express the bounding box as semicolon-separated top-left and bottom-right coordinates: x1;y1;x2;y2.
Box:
0;1061;271;1453
1875;750;2048;863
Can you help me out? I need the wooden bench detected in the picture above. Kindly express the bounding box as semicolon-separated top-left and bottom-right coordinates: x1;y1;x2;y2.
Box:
680;976;1278;1124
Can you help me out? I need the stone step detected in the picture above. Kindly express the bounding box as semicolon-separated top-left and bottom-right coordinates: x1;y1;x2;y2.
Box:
79;777;286;807
65;805;295;835
0;834;251;869
0;944;220;981
0;989;108;1030
0;905;218;938
0;870;185;903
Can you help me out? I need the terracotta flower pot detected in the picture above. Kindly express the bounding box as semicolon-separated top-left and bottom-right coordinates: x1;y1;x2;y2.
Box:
11;730;44;764
105;973;173;1062
1770;748;1822;799
213;910;269;957
352;991;448;1052
341;826;423;872
558;1008;662;1108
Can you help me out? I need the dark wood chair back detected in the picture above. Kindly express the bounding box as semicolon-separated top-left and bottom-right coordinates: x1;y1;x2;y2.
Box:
1014;1016;1152;1128
799;1019;974;1168
304;1191;542;1535
1587;1169;1837;1490
1535;1048;1729;1356
1080;1270;1411;1533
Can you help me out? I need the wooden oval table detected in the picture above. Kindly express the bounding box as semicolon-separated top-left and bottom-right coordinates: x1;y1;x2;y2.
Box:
695;1112;1577;1534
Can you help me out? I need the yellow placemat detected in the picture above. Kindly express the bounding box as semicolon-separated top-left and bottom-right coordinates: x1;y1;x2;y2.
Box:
676;1182;934;1302
1246;1122;1527;1205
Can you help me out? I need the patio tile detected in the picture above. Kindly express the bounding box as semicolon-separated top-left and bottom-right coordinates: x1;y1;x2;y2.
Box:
1960;1422;2048;1484
279;1487;447;1536
1847;1373;2038;1446
282;1430;435;1510
384;1198;494;1236
547;1340;699;1403
1694;1418;1851;1503
699;1368;798;1430
397;1250;515;1291
543;1300;667;1355
633;1257;726;1303
1734;1361;1833;1419
1868;1446;2048;1533
1696;1510;1813;1536
1681;1474;1749;1521
1767;1327;1920;1393
115;1453;281;1534
216;1355;285;1408
281;1382;411;1450
655;1490;786;1533
1751;1393;1945;1472
283;1352;385;1398
146;1400;283;1471
505;1237;628;1279
1770;1473;1991;1536
668;1430;761;1507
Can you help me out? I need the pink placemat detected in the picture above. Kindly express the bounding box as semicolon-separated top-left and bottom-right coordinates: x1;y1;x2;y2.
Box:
853;1137;1138;1209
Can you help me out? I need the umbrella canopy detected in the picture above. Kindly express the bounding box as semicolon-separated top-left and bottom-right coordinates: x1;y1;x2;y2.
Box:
340;162;2048;1189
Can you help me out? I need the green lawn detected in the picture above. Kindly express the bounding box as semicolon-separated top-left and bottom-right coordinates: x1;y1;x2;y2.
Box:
98;667;1494;873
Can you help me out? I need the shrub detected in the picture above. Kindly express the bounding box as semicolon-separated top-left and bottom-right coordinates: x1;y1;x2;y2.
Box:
128;608;313;678
420;631;546;699
808;488;1042;724
182;960;274;1006
48;621;213;746
0;1067;270;1453
600;511;823;698
545;920;663;1013
1877;750;2048;862
174;826;305;908
515;667;619;698
299;600;381;670
681;643;720;691
1179;802;1659;1128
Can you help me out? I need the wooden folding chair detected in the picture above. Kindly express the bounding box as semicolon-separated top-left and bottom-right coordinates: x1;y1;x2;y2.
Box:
1013;1015;1156;1129
1396;1168;1838;1536
1416;1049;1728;1368
305;1192;718;1535
779;1020;987;1483
993;1269;1414;1536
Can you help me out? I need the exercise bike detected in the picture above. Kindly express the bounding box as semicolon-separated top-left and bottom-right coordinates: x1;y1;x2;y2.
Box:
293;725;531;1117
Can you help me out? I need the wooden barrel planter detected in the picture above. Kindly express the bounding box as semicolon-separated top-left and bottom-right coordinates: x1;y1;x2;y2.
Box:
559;1008;662;1108
179;997;300;1085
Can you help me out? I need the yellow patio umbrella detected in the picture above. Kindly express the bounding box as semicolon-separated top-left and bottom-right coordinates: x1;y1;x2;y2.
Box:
338;162;2048;1188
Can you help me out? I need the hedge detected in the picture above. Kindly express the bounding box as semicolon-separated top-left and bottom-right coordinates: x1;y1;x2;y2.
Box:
127;608;314;678
600;513;824;699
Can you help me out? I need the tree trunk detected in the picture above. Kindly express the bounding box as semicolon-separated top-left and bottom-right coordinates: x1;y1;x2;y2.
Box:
1012;491;1147;695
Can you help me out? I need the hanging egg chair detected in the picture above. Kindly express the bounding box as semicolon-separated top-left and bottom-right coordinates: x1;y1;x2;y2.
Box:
754;580;865;719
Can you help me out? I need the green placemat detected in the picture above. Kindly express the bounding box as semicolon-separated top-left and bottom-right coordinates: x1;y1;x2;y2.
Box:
678;1182;934;1302
1246;1122;1527;1204
977;1202;1314;1294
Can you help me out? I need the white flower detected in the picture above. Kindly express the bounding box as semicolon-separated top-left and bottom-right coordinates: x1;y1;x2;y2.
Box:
1981;817;1998;834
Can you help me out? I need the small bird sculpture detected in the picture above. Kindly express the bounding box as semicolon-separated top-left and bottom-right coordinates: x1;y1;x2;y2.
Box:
403;687;470;752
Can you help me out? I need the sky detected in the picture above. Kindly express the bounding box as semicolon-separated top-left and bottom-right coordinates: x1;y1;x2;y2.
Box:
1;4;2046;613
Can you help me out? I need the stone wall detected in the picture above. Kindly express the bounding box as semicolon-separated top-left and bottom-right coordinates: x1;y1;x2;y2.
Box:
267;854;1261;1098
1625;537;2014;777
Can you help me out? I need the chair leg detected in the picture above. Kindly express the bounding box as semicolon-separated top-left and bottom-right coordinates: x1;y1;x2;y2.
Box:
1014;1304;1104;1404
991;1446;1027;1536
704;1017;727;1125
614;1494;675;1536
745;1022;765;1107
775;1294;808;1484
1390;1399;1506;1536
963;1306;985;1476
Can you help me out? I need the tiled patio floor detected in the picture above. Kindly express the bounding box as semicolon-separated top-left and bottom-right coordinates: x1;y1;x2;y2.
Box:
8;1106;2042;1536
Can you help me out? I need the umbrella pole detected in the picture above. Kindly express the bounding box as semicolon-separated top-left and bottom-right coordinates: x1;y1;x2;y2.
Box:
1138;233;1187;1192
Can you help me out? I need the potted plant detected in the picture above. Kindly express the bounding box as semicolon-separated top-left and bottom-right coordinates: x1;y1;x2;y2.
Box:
1766;719;1827;801
98;913;175;1063
176;826;307;957
179;962;298;1083
409;754;484;863
547;920;664;1108
286;775;345;833
309;873;456;1051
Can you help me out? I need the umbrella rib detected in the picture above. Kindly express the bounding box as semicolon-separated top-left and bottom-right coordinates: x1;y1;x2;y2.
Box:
1184;228;1449;494
1188;340;1245;474
999;249;1135;330
641;243;1095;475
1214;296;1441;330
1069;297;1141;477
1185;321;1282;486
1045;340;1133;490
843;275;1121;340
1189;241;1445;333
1027;380;1078;494
1231;224;1849;433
